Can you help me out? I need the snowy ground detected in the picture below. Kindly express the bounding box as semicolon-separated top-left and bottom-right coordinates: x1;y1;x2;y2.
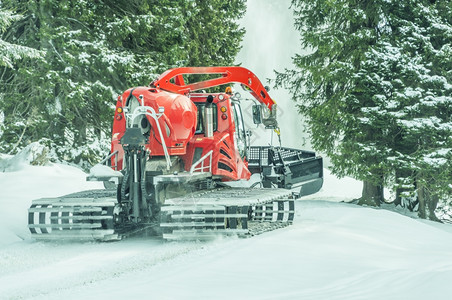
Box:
2;155;452;300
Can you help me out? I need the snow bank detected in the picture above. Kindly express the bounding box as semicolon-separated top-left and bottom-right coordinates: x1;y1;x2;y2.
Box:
89;164;123;178
302;168;362;202
0;142;49;172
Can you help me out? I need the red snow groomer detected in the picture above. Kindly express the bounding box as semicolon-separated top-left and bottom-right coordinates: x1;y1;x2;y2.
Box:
28;67;323;241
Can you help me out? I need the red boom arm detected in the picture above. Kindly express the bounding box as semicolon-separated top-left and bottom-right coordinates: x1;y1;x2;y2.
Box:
150;66;276;111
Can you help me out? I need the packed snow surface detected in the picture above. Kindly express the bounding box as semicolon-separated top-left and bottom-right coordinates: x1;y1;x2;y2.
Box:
2;159;452;299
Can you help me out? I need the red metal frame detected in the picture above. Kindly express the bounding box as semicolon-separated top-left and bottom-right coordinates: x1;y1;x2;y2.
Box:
112;67;274;181
150;66;276;111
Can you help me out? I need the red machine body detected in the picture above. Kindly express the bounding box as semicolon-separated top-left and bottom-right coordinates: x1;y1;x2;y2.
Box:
111;88;197;165
181;92;251;181
111;67;277;181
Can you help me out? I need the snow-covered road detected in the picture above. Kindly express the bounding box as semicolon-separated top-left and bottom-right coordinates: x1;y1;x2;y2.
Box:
2;161;452;299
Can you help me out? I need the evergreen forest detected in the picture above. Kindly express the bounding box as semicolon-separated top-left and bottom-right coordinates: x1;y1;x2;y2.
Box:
1;0;451;219
0;0;246;165
277;0;452;218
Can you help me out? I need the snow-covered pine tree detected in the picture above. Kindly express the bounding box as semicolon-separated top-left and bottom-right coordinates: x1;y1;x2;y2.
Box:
277;0;452;212
386;1;452;219
0;7;44;153
275;0;390;206
351;1;452;216
181;0;246;67
0;8;43;68
0;0;245;168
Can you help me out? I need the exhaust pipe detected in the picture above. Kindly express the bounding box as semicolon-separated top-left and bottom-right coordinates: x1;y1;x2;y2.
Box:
204;95;214;137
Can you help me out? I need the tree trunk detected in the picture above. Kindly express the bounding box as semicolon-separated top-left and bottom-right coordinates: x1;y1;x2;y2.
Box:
49;115;67;145
358;180;383;207
428;194;440;222
416;174;440;221
74;118;87;146
417;184;426;219
394;168;411;207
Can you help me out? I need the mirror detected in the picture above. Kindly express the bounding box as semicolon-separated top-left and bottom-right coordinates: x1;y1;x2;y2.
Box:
252;104;262;124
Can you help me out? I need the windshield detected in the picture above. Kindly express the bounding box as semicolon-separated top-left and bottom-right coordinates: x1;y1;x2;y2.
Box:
231;101;247;157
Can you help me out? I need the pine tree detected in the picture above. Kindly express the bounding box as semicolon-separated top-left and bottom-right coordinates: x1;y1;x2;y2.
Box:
276;0;389;206
0;0;245;167
277;0;452;212
181;0;246;67
0;8;43;68
389;1;452;218
0;6;44;153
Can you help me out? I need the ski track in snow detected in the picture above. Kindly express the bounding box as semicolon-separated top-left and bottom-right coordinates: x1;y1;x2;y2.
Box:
3;180;452;300
2;153;452;299
0;238;212;299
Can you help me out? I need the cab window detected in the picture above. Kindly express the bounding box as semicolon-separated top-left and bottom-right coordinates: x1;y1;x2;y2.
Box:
231;102;247;157
195;103;217;134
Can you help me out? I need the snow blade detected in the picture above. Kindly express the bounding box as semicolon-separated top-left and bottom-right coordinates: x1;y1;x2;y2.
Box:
28;190;120;241
248;146;323;195
159;187;295;240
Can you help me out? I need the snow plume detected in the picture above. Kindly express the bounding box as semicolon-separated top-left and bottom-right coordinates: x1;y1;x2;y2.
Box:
235;0;315;151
